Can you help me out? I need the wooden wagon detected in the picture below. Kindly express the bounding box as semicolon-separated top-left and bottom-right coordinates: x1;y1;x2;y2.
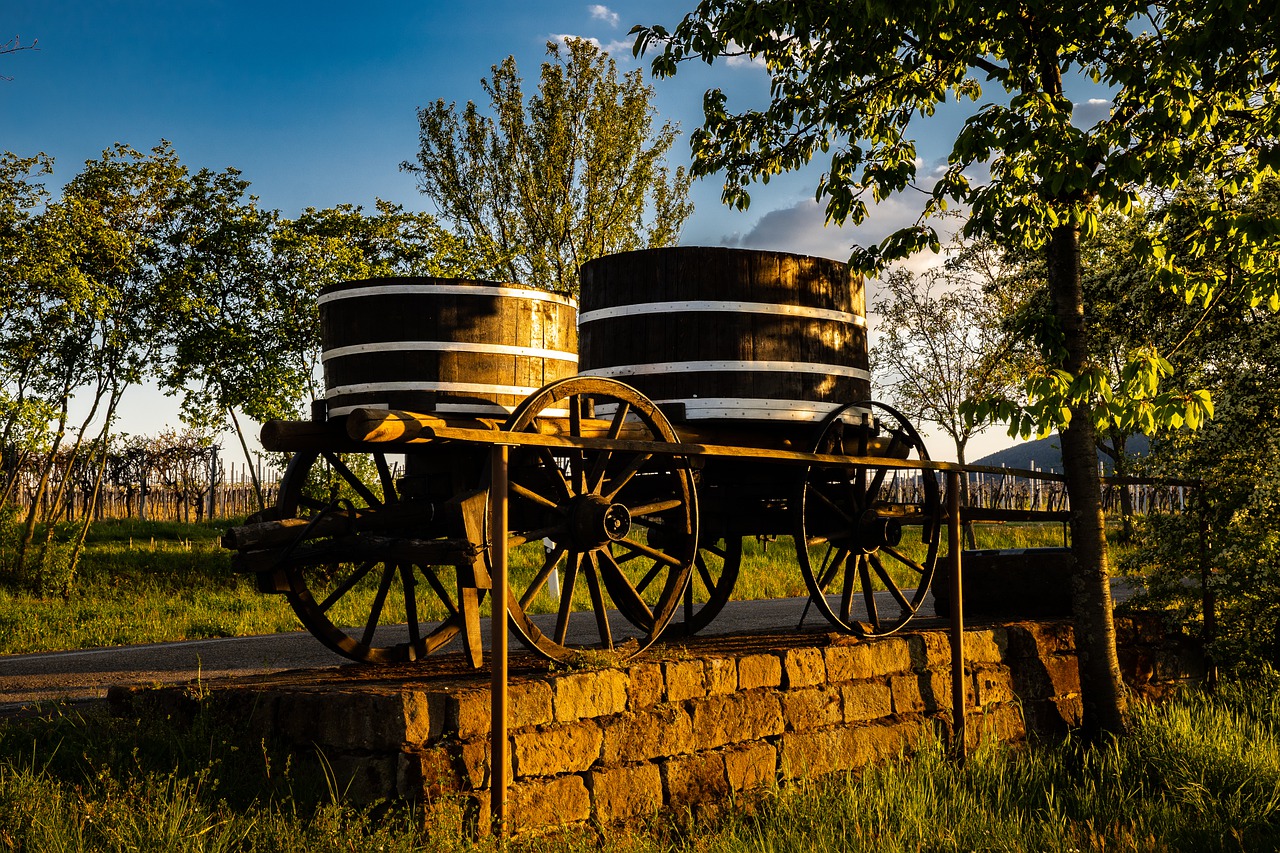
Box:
223;247;943;666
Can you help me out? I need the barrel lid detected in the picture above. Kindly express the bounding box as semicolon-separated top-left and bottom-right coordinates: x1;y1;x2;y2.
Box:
318;276;577;309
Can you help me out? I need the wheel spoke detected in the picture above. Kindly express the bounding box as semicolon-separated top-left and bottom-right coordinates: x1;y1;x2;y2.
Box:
881;544;927;576
586;401;631;493
375;454;398;503
361;561;397;647
418;564;459;617
510;480;565;513
865;431;906;504
811;483;855;526
399;563;420;648
604;453;652;501
508;524;567;549
318;560;376;614
870;552;915;611
840;551;857;623
615;535;683;568
635;558;666;594
554;552;582;645
582;553;614;648
814;544;844;592
859;556;879;626
520;542;568;609
694;552;717;591
599;548;653;625
627;498;684;517
322;452;382;507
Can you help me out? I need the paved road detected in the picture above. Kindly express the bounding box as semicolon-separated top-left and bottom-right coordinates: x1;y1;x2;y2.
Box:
1;579;1134;714
0;592;941;712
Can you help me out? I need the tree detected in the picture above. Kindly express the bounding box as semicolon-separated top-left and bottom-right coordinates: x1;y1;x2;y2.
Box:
871;249;1015;471
636;0;1280;737
403;37;693;295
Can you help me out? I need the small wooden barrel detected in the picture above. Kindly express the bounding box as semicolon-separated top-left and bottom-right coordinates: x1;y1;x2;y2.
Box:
319;277;578;418
579;247;868;423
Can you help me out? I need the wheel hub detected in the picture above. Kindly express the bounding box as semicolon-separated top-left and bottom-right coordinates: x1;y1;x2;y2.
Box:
569;494;632;548
852;510;903;554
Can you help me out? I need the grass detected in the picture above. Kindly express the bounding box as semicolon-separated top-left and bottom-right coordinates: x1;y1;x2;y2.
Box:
0;518;1115;656
1;678;1278;851
0;518;299;655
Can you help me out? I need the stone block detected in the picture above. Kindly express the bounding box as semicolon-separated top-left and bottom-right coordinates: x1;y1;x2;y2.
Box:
663;751;728;807
778;728;854;779
627;662;664;709
275;690;445;752
782;686;843;730
509;681;554;729
665;659;706;702
890;672;949;714
965;703;1026;746
600;706;693;764
691;693;785;750
966;630;1004;664
554;670;629;722
454;739;491;790
512;722;602;777
783;647;826;688
320;751;398;804
841;681;893;722
738;653;782;690
510;774;592;832
909;632;952;671
704;657;738;695
849;721;916;765
973;668;1016;708
446;689;492;739
724;742;776;792
826;637;911;682
588;763;664;823
397;746;457;801
1014;622;1076;658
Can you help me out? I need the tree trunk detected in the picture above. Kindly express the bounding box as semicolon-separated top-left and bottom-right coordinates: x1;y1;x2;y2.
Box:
1047;223;1128;739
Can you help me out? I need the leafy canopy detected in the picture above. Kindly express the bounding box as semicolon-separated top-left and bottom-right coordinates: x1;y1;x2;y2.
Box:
404;37;693;295
635;0;1280;434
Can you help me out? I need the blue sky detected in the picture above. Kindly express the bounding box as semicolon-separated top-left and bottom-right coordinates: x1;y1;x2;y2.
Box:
4;1;1053;460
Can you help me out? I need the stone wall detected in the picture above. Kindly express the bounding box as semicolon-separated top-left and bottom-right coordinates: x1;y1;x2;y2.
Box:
118;614;1202;835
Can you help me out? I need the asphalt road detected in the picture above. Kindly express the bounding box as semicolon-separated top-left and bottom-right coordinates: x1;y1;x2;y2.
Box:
0;592;941;713
1;579;1134;714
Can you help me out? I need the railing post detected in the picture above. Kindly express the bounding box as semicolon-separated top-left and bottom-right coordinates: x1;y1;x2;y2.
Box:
489;444;510;839
947;469;966;759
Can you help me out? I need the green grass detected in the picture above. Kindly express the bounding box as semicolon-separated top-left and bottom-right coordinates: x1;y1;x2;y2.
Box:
0;519;298;655
0;518;1121;656
1;679;1278;851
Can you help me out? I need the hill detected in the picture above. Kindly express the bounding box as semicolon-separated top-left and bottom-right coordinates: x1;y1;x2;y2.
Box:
972;434;1150;474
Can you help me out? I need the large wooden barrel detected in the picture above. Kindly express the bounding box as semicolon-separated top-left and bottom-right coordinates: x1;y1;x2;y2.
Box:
578;247;868;423
319;277;578;418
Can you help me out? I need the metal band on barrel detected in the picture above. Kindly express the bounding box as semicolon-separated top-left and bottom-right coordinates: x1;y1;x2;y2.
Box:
598;398;873;423
579;300;866;327
322;341;578;363
326;380;547;398
579;361;871;380
319;283;578;308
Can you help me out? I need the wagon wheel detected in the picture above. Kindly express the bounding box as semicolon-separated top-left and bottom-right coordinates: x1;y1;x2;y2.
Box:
795;401;941;637
499;376;698;663
275;450;470;663
661;534;743;638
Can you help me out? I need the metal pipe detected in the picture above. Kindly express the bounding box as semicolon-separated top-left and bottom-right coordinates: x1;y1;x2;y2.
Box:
489;445;510;837
947;469;966;760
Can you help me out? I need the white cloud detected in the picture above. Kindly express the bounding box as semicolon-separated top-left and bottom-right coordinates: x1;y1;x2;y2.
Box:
724;41;767;69
550;32;634;57
588;4;620;27
719;195;939;262
1072;97;1113;128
